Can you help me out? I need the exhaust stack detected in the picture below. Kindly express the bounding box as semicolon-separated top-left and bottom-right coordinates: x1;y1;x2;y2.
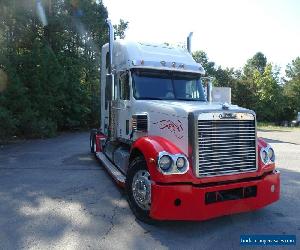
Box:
106;19;115;139
106;19;114;75
187;32;193;54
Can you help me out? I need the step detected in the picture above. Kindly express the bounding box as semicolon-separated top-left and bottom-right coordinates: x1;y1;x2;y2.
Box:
96;152;126;186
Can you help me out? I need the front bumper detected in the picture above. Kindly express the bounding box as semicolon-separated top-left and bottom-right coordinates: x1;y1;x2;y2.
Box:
150;170;280;221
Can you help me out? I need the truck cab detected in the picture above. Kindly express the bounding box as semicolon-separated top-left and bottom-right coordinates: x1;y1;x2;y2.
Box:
90;21;280;222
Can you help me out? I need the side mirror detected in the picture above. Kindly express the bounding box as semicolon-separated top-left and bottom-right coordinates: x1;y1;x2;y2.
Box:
201;77;213;102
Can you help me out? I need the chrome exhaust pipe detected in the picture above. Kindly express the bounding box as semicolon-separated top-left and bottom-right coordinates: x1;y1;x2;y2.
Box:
106;19;114;75
187;32;193;54
106;19;115;139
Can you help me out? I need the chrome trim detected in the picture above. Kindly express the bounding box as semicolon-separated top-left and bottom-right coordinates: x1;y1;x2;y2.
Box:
96;152;126;183
157;151;189;175
193;110;258;178
197;112;255;121
132;113;148;132
132;169;151;211
106;19;114;75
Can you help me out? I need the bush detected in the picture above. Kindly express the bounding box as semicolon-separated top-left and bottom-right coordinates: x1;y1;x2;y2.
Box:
0;106;17;140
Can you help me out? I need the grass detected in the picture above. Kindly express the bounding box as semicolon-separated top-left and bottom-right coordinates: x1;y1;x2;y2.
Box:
257;122;300;131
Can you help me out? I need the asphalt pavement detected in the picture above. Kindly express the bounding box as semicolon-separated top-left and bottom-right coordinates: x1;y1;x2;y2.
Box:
0;130;299;250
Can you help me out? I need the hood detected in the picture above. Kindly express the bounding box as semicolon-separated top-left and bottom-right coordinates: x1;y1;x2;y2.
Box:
134;100;250;118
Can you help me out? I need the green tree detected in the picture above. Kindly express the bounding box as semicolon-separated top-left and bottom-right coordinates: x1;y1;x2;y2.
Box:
0;0;129;140
238;52;268;112
244;52;267;76
192;50;215;76
253;64;284;121
113;19;129;39
284;57;300;119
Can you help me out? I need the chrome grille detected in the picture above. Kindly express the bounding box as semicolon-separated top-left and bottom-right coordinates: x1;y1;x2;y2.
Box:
197;118;256;177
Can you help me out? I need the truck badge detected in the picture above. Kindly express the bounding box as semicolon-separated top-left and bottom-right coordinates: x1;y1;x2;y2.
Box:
219;113;237;119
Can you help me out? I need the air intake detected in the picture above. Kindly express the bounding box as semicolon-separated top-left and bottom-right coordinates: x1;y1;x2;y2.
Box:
132;114;148;132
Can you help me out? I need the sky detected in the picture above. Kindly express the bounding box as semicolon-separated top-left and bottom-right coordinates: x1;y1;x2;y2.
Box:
102;0;300;71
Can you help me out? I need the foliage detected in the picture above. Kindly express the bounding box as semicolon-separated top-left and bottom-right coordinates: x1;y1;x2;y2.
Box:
0;0;298;141
192;50;215;76
284;57;300;118
244;52;267;75
192;50;298;122
0;0;128;140
113;19;129;39
253;64;284;121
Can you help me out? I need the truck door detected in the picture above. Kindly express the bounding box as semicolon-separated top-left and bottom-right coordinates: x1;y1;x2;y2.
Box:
116;71;131;140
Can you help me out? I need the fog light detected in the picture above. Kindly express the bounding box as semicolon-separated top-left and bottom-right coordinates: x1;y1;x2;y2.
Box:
271;184;275;193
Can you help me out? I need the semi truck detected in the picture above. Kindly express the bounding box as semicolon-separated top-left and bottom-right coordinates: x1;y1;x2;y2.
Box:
89;20;280;222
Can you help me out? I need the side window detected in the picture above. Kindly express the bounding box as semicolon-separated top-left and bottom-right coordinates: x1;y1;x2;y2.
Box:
119;73;130;100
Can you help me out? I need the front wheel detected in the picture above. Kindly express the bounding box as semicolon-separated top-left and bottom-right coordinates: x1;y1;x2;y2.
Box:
126;156;154;223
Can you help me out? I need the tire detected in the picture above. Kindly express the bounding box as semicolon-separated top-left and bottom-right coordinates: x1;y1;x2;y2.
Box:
126;156;154;224
90;129;97;153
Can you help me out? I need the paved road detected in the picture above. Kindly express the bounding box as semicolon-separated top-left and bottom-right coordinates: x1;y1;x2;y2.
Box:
0;130;299;250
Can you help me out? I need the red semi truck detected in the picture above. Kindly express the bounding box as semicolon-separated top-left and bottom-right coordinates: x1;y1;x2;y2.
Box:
90;20;280;222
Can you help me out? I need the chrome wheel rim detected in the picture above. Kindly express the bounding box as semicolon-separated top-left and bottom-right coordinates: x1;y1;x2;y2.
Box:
132;170;151;211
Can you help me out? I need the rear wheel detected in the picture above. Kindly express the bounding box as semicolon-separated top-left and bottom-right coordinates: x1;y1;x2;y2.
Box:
126;156;154;223
90;130;97;153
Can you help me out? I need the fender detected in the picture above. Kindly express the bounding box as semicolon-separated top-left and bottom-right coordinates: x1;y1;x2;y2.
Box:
130;136;195;183
257;137;275;173
130;136;276;184
95;133;107;152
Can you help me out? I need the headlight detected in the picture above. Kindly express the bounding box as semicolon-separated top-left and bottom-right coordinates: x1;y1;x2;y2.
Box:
267;147;275;162
157;151;189;174
176;157;186;169
261;149;269;164
260;145;275;165
158;155;172;171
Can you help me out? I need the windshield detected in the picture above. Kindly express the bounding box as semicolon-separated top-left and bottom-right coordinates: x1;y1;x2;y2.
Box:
132;69;206;101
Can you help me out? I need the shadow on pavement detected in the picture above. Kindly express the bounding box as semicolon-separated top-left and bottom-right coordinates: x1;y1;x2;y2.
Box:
0;132;299;249
132;167;300;249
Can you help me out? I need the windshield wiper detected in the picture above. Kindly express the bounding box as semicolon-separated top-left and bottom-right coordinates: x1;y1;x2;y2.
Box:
138;97;163;100
176;98;205;101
